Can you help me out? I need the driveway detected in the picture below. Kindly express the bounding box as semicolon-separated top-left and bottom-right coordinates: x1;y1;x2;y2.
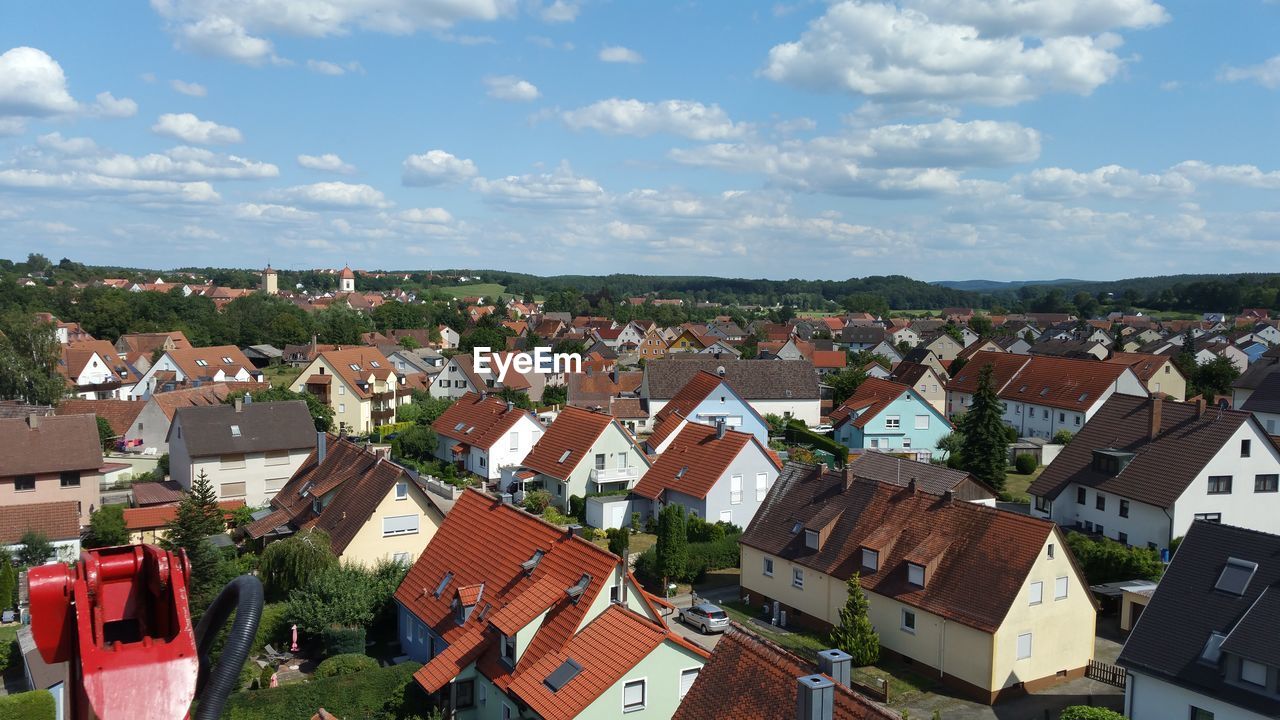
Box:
662;587;739;652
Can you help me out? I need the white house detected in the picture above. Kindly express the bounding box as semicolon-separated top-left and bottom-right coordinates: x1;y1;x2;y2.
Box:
430;392;543;480
130;346;259;399
644;369;771;454
514;405;651;512
642;358;821;427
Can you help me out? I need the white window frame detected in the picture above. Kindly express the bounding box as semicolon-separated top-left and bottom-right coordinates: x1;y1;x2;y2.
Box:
1029;581;1043;605
907;563;924;587
901;608;916;634
862;548;879;571
914;414;929;430
763;557;773;577
730;474;742;505
1241;658;1267;686
509;431;519;451
382;514;420;537
395;481;408;500
902;437;912;449
885;415;901;429
679;667;699;699
1016;632;1033;660
622;678;647;713
792;567;804;589
755;472;768;501
1054;576;1069;600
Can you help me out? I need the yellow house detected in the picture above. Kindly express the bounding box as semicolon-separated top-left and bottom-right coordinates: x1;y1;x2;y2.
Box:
740;463;1096;704
244;434;446;567
665;329;707;355
293;347;400;435
1103;352;1188;402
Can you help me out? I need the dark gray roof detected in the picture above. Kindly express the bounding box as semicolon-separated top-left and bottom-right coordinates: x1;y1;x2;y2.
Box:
644;359;819;400
244;344;282;359
1241;370;1280;415
1027;339;1103;358
1234;357;1280;391
840;325;886;344
1118;521;1280;717
169;400;317;457
846;453;992;498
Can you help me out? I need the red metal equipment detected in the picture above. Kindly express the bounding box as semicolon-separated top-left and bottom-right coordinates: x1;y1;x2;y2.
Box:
29;544;200;720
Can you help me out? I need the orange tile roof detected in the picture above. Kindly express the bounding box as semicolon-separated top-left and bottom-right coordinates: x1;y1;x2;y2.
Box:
644;371;724;450
997;355;1135;411
312;346;396;399
1104;352;1174;383
812;350;847;369
56;399;143;436
520;405;617;481
123;500;244;530
632;423;777;501
432;392;536;449
945;351;1031;396
164;346;257;381
0;501;81;543
829;377;909;428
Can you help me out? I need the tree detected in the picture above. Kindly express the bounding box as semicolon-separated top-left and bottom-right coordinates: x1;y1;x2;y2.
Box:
936;431;964;466
607;527;631;558
829;574;879;666
1065;532;1163;585
391;424;437;462
84;505;129;548
0;557;15;610
160;470;227;604
95;416;115;450
1192;355;1240;399
655;504;688;591
0;312;65;405
541;384;567;406
258;528;339;601
228;387;334;432
397;335;421;350
1059;708;1124;720
285;562;407;634
968;315;993;338
13;531;55;567
827;366;868;406
955;364;1008;491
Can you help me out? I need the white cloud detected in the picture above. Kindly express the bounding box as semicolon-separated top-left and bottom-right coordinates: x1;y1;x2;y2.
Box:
1220;55;1280;89
599;45;643;64
473;161;607;208
0;118;27;136
306;59;365;75
91;92;138;118
36;132;98;155
858;119;1040;166
171;79;208;96
298;153;356;174
484;75;540;102
903;0;1168;37
151;113;243;144
233;203;316;222
174;15;277;64
398;207;454;224
402;150;479;185
1171;161;1280;190
1018;165;1193;199
268;181;391;209
0;47;79;117
762;1;1147;106
539;0;580;22
29;135;278;181
0;169;220;203
562;99;750;140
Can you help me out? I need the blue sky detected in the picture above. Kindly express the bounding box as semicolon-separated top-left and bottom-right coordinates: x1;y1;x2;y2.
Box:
1;0;1278;281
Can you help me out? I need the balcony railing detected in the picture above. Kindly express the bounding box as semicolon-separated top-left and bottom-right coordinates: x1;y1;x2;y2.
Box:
372;391;395;402
588;466;640;488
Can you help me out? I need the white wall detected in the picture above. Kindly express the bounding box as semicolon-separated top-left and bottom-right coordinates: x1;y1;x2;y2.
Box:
1171;419;1280;540
1127;671;1272;720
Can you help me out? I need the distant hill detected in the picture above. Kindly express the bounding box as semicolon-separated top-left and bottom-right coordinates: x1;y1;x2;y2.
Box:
932;279;1087;292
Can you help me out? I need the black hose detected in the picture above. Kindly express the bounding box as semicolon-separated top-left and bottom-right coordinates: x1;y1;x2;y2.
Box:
193;575;264;720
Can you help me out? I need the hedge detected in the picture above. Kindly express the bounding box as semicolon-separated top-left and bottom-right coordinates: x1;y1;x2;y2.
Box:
314;653;379;679
635;533;742;585
321;625;366;657
1059;707;1125;720
0;691;55;720
222;661;423;720
374;422;415;443
784;421;847;461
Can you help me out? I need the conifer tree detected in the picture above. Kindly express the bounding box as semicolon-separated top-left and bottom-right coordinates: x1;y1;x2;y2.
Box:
830;574;880;666
957;363;1009;491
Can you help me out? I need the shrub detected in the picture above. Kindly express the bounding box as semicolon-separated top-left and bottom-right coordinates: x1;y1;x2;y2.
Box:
223;661;423;720
523;489;552;514
1052;429;1074;445
542;506;570;525
607;527;630;557
1014;453;1038;474
1059;707;1125;720
258;663;276;689
314;653;379;678
630;512;641;531
320;625;366;657
0;690;55;720
568;494;585;519
1065;532;1163;585
686;516;724;543
636;533;742;585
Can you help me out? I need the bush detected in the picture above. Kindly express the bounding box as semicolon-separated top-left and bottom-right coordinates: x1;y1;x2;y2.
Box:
568;494;585;519
258;663;276;689
0;636;19;677
321;625;366;657
1052;429;1074;445
607;527;630;557
314;653;379;678
523;489;552;514
223;661;423;720
1066;532;1163;585
542;506;571;525
784;421;848;459
0;690;55;720
635;533;742;585
1014;453;1038;474
1059;707;1125;720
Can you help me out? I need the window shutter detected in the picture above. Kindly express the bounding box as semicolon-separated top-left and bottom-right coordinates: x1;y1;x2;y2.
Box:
383;514;420;535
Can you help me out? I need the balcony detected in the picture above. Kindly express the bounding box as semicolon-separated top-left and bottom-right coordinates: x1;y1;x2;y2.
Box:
588;466;640;492
372;390;394;402
372;408;395;424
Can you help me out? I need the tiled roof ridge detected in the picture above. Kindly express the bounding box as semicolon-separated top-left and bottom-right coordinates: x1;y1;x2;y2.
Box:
840;473;1053;531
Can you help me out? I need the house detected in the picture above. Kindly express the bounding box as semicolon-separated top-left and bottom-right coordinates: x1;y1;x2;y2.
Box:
515;405;651;512
244;434;446;566
292;347;400;434
645;370;770;453
393;489;709;720
59;340;137;399
740;462;1096;704
839;326;887;351
643;359;822;426
666;328;708;354
122;383;254;454
437;325;460;350
812;350;847;376
947;352;1147;438
1240;370;1280;434
845;452;995;504
1028;339;1109;361
887;362;946;416
1117;521;1280;720
130;346;260;399
123;500;244;544
1231;348;1280;409
431;392;544;481
829;378;952;462
901;347;948;380
673;628;897;720
889;326;920;348
0;414;104;524
0;501;82;563
55;399;144;448
632;422;780;527
1104;352;1187;401
167;399;318;507
115;331;191;356
867;340;903;365
919;332;964;362
1028;395;1280;554
697;340;741;359
994;336;1032;355
429;353;531;400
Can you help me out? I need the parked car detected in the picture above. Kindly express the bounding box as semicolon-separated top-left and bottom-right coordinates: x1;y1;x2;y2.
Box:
679;603;729;634
811;424;833;433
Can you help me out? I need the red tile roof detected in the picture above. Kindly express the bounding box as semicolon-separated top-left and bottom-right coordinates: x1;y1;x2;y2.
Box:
432;392;535;449
1104;352;1175;383
520;406;618;481
56;399;143;437
311;347;396;399
644;371;726;450
812;350;847;369
164;345;257;381
123;500;244;530
632;424;778;501
829;377;909;428
131;480;185;506
996;355;1137;411
0;414;103;476
0;501;81;543
945;351;1030;396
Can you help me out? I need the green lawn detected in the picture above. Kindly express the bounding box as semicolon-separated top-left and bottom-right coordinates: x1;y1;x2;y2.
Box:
263;364;302;390
1003;466;1044;502
442;283;506;299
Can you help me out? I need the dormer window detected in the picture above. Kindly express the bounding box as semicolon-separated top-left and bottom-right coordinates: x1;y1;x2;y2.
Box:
500;633;517;666
907;563;925;587
804;530;819;550
862;548;879;572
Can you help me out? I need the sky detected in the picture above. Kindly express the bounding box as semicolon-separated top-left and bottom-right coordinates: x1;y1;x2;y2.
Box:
1;1;1279;282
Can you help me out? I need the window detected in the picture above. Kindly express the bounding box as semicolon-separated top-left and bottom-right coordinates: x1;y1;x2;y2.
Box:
220;481;246;498
1096;523;1104;536
763;557;774;576
338;385;344;395
902;437;912;449
220;453;246;470
1055;576;1069;600
914;415;929;430
1035;496;1051;513
395;481;408;500
1059;412;1065;423
1048;543;1055;559
382;514;420;536
1120;499;1130;518
804;530;819;550
1016;633;1033;660
622;679;646;713
908;563;924;587
679;668;699;699
885;416;900;429
1241;439;1252;458
1195;513;1222;523
792;567;804;589
13;474;35;492
1029;581;1043;605
595;453;606;470
1190;708;1215;720
1256;474;1279;493
901;609;916;633
1208;476;1232;494
756;472;768;501
454;679;475;708
60;471;80;487
1096;494;1106;511
730;474;742;504
1241;659;1267;687
264;449;290;466
1076;487;1086;505
862;548;879;571
502;703;513;720
1075;415;1081;426
500;633;517;666
869;439;880;450
393;552;410;565
1118;531;1128;545
618;453;628;469
338;403;346;413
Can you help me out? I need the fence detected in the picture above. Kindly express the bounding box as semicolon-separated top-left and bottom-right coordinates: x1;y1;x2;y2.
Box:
1085;659;1127;689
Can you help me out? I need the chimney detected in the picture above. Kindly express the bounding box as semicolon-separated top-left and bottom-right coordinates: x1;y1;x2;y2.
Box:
943;489;955;505
26;414;40;430
234;397;243;413
907;477;917;494
1195;396;1207;418
796;675;834;720
715;418;726;440
499;492;514;505
317;432;327;464
1147;395;1162;440
506;400;514;412
567;524;584;538
816;649;852;688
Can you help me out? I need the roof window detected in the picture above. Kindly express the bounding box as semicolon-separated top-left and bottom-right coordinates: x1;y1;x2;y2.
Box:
1215;557;1258;596
230;425;241;438
558;450;571;463
544;658;583;692
433;571;454;599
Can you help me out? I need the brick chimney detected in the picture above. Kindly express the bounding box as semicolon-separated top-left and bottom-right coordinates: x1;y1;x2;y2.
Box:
1195;396;1207;418
1147;395;1162;440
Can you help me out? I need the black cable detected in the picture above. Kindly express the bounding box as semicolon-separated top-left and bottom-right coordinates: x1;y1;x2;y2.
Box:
192;575;264;720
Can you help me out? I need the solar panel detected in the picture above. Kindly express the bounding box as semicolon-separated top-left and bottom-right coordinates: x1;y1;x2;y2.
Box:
543;658;582;692
1215;558;1258;595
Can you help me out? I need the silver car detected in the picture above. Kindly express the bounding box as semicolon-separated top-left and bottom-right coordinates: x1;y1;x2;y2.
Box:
679;603;730;634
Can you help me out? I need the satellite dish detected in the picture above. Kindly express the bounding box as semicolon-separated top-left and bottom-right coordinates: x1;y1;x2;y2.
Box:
1218;398;1230;410
716;365;726;377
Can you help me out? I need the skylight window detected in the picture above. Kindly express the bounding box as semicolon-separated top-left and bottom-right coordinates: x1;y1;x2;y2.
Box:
1199;631;1227;664
434;571;454;599
521;549;545;574
349;363;361;371
565;573;591;603
222;356;233;364
1215;558;1258;596
454;422;466;431
544;658;583;692
195;359;208;367
370;361;380;368
1040;386;1050;396
1078;392;1089;402
1018;385;1027;393
230;425;241;438
676;466;688;479
558;450;571;463
792;521;804;534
